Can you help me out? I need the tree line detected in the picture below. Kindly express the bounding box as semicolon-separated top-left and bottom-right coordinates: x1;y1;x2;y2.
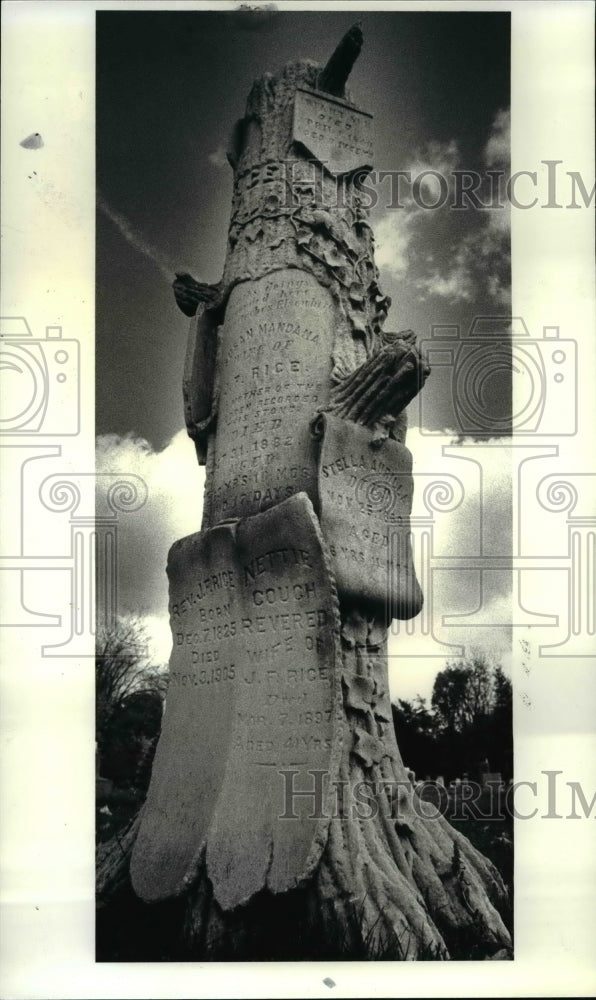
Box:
392;653;513;783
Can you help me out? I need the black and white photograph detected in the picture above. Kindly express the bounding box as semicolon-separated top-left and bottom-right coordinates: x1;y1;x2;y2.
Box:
1;0;595;995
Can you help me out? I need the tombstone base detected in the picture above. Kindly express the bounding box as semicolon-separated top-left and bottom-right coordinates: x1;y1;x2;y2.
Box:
97;605;512;961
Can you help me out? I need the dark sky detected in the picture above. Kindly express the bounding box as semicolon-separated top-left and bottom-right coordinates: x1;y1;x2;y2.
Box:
96;9;510;449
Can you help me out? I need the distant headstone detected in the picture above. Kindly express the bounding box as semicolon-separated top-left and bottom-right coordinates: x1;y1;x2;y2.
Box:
481;771;503;789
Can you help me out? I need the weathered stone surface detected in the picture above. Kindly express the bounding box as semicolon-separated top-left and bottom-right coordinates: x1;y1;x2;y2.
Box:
130;521;239;902
130;493;342;906
293;87;373;176
314;412;422;617
182;302;220;462
207;270;335;526
173;273;220;318
110;27;515;963
206;493;343;910
317;22;364;98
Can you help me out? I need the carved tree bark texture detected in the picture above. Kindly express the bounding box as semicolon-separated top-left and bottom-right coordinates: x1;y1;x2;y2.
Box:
97;28;512;961
173;609;511;961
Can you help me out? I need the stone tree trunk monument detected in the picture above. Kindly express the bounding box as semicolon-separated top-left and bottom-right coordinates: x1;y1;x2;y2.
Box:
98;25;512;961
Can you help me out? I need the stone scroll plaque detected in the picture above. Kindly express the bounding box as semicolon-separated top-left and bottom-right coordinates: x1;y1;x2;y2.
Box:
208;270;335;526
314;413;422;618
206;494;343;910
293;86;373;176
130;521;240;903
182;304;219;434
130;493;343;907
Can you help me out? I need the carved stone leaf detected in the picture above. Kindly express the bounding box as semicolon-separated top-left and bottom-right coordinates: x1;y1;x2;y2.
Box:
349;312;368;334
245;220;264;243
340;608;370;647
367;619;387;650
324;246;346;268
352;727;394;767
348;283;365;305
296;230;312;246
367;657;386;687
382;328;418;347
312;208;336;231
173;274;220;318
343;672;375;713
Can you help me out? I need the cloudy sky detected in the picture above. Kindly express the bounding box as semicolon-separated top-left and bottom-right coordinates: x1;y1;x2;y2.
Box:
96;9;512;701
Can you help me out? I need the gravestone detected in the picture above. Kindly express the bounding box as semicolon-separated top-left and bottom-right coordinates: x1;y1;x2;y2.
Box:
207;271;335;525
130;493;343;906
313;411;421;615
119;23;512;960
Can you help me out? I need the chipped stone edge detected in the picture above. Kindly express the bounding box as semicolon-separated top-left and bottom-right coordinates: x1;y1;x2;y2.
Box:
200;492;345;910
267;491;346;896
130;521;240;903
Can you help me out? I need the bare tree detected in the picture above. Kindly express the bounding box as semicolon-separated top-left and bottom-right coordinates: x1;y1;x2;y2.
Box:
96;616;167;760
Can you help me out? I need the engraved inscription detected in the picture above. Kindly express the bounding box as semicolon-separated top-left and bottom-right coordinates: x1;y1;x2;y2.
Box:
316;413;421;615
206;493;342;910
209;270;335;523
130;524;241;902
293;87;373;176
132;494;342;909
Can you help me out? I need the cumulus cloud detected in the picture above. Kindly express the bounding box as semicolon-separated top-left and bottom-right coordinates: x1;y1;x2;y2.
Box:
373;211;415;279
416;198;511;307
406;429;512;561
415;246;476;304
413;158;510;303
406;139;460;203
374;114;510;309
372;138;460;287
95;430;204;664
